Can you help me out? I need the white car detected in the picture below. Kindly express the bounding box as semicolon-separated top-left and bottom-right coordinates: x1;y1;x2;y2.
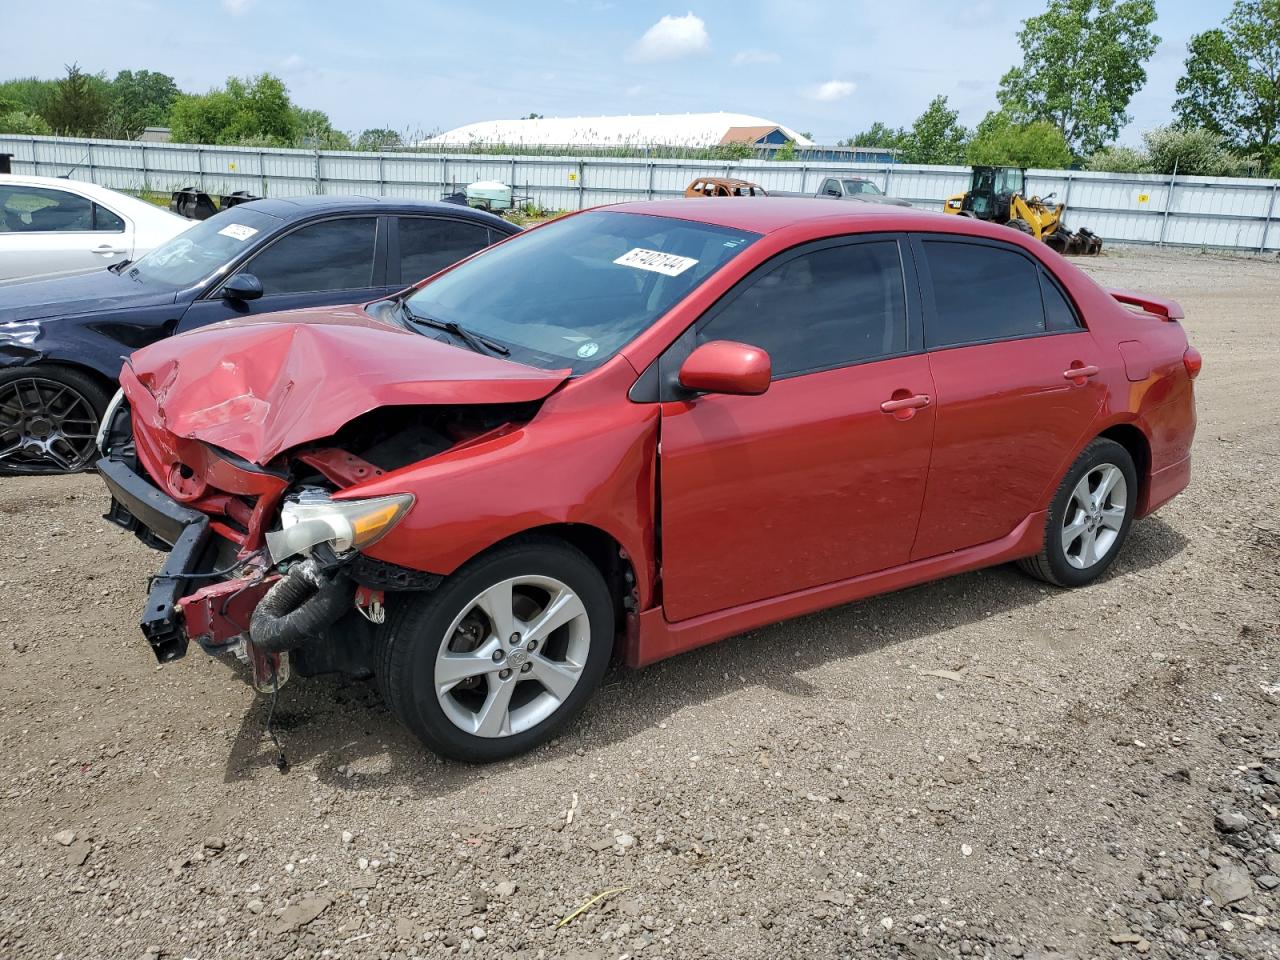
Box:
0;175;195;285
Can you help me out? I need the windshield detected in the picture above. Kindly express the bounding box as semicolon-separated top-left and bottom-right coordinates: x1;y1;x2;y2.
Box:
403;211;760;373
125;208;280;289
843;179;882;196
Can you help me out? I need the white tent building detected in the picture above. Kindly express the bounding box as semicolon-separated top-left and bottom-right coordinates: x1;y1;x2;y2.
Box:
420;112;814;150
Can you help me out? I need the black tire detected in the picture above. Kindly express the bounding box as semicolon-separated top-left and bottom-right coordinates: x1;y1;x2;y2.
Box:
377;536;614;762
1006;218;1034;235
958;210;979;219
0;365;111;476
1018;438;1138;587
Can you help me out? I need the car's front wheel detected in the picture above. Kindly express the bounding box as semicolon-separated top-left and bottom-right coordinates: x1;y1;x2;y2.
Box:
0;365;109;475
1018;438;1138;587
378;537;614;761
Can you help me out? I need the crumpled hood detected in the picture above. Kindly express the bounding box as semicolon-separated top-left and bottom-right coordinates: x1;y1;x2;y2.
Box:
0;269;177;324
123;304;569;465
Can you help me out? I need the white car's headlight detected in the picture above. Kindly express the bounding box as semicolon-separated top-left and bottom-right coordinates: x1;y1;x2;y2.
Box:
266;491;414;563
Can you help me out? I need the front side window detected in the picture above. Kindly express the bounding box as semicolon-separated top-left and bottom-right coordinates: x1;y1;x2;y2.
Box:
398;217;490;284
922;240;1046;348
403;210;759;373
247;217;377;295
698;240;908;378
0;186;93;232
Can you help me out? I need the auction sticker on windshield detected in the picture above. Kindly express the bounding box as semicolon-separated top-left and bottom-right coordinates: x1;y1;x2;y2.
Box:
614;248;698;277
217;224;259;241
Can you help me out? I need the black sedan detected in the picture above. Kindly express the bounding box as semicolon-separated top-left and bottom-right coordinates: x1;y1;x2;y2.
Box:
0;196;520;474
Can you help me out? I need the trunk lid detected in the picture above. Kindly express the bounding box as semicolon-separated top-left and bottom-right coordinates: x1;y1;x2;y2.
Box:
124;304;569;465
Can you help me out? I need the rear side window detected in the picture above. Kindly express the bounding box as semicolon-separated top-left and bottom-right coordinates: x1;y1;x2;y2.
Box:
248;217;377;295
698;240;907;378
921;240;1045;348
1040;271;1080;332
94;204;124;232
398;217;491;283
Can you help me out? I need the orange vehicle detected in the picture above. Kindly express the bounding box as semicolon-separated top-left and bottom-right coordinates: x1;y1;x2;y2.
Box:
684;177;768;198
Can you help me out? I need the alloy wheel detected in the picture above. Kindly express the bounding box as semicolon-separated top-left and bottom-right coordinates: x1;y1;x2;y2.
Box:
434;575;591;738
1060;463;1127;569
0;377;101;474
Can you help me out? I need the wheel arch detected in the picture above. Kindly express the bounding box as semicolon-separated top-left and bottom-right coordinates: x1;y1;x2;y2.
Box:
1096;421;1151;511
457;522;639;657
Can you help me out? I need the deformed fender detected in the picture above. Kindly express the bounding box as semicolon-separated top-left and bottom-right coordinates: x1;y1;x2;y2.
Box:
334;361;661;609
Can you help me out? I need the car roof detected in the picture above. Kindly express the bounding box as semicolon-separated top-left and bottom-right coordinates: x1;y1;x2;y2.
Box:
239;195;517;229
0;174;176;214
602;196;1006;240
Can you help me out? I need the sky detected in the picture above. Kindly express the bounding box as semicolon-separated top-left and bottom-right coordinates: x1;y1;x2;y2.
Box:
4;0;1238;145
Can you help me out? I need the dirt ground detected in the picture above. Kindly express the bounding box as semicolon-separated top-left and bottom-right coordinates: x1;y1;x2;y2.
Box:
0;246;1277;960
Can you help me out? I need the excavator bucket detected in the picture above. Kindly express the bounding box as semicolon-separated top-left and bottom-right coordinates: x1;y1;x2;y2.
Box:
1045;224;1103;256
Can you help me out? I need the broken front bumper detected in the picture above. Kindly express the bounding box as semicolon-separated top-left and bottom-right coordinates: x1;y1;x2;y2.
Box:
99;456;217;662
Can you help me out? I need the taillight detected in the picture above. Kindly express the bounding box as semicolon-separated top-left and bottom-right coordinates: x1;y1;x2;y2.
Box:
1183;346;1202;379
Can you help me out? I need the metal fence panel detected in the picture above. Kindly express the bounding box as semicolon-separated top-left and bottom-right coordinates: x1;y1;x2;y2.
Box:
3;134;1278;251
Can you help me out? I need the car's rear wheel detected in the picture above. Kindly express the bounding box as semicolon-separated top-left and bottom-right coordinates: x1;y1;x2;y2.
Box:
1018;438;1137;587
0;365;109;475
378;537;614;761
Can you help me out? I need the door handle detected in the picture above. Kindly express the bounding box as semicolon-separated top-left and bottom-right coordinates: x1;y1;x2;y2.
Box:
94;244;127;255
880;393;931;419
1063;363;1099;384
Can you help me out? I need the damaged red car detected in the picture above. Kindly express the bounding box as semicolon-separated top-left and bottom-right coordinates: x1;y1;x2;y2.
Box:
98;199;1200;761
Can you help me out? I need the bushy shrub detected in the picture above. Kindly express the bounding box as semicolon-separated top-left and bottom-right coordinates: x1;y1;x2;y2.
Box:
1083;145;1152;173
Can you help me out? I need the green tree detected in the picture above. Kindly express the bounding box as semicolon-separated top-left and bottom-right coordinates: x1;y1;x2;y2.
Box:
1142;126;1251;176
1174;1;1280;171
841;121;907;149
0;77;56;116
0;110;53;135
169;74;298;145
898;96;968;165
293;107;351;149
106;69;179;139
356;127;404;151
997;0;1159;156
966;112;1073;167
1083;144;1153;172
41;63;110;135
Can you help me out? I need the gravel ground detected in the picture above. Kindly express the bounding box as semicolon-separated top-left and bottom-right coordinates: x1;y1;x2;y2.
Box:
0;246;1277;960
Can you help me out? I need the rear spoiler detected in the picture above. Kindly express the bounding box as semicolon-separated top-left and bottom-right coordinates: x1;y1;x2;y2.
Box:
1108;288;1185;321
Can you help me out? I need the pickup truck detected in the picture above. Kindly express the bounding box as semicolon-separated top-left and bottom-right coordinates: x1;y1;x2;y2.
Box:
776;176;910;206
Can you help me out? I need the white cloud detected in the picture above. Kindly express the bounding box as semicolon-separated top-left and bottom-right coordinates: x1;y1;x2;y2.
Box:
222;0;252;13
280;53;304;70
628;13;710;62
732;49;780;66
809;80;856;102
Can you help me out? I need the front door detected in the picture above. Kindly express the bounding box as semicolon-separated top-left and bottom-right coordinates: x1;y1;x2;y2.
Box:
657;236;936;623
178;215;390;332
908;234;1107;559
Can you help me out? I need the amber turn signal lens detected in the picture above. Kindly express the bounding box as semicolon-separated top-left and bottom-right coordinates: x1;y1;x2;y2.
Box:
1183;346;1202;380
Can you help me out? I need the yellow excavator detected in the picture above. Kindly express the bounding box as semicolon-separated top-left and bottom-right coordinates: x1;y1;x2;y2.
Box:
943;166;1101;255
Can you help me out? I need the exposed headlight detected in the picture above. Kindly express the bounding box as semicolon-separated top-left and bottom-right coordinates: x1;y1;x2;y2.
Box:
266;490;414;563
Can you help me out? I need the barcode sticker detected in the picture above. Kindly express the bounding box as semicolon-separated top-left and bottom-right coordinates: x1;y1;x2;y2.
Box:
613;248;699;276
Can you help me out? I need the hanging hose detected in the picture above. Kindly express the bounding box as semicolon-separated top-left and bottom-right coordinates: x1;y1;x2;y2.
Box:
249;558;353;653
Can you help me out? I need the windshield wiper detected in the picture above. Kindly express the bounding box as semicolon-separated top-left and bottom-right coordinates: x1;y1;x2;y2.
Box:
107;258;133;274
399;301;509;357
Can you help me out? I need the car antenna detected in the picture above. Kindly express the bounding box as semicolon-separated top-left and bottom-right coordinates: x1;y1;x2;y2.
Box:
58;150;92;179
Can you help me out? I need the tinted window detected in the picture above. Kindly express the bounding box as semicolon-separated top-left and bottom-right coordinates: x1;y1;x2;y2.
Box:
922;241;1045;348
248;217;377;295
398;217;490;283
1040;271;1080;332
699;240;907;378
404;210;759;373
94;204;124;232
0;186;92;232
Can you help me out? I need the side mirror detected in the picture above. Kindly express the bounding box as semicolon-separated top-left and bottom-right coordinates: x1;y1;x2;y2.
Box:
221;272;263;301
677;340;771;397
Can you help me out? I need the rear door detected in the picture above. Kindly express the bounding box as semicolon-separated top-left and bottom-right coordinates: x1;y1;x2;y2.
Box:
392;215;496;286
177;215;390;331
0;184;131;283
908;234;1106;559
658;235;936;622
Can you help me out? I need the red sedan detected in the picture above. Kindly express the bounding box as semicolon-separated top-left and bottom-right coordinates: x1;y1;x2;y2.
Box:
98;199;1200;761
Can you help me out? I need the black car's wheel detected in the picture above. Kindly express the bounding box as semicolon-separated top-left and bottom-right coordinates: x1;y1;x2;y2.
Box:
0;366;110;476
1018;438;1138;588
378;537;614;762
